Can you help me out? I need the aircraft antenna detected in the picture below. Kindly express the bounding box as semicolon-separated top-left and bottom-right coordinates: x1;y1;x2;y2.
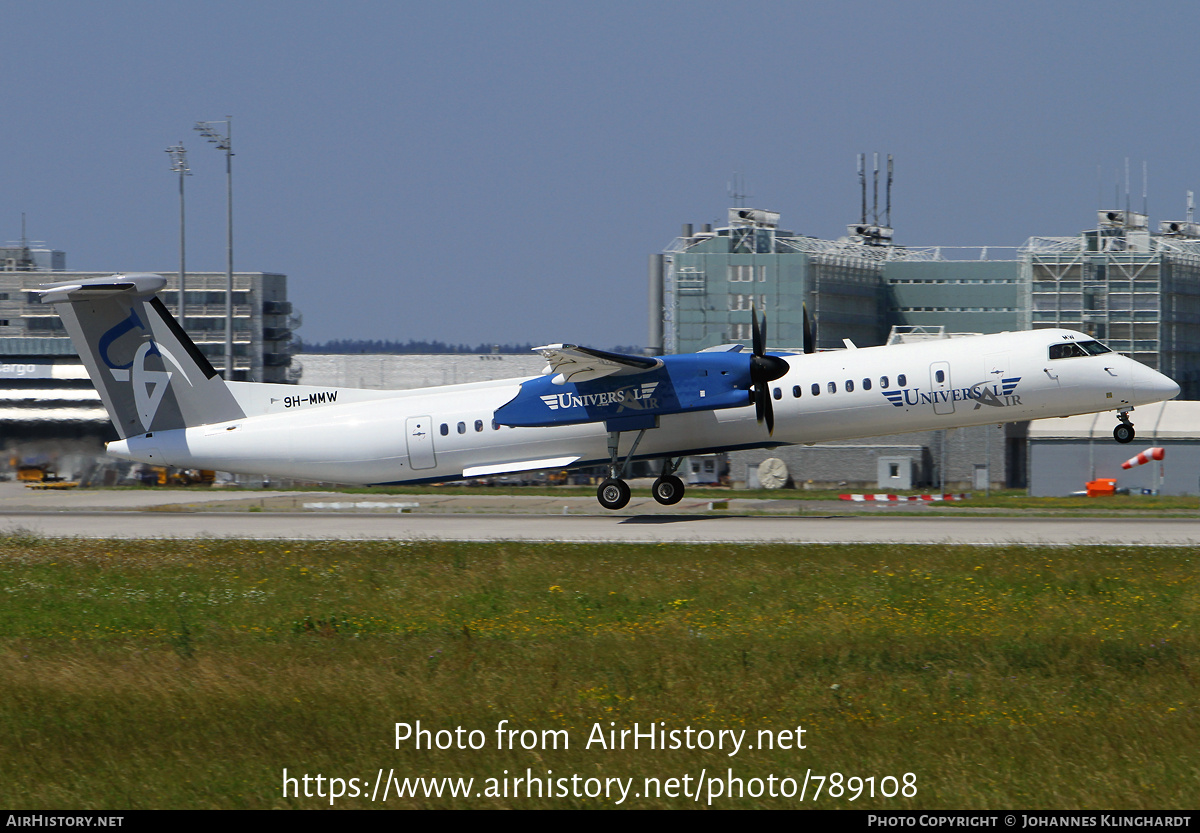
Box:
1188;190;1194;224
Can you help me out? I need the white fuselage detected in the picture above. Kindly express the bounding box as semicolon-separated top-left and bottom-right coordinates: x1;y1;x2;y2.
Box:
109;329;1180;484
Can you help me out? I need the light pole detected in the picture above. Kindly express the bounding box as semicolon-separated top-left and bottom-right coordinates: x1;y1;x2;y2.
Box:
194;117;234;380
165;143;190;325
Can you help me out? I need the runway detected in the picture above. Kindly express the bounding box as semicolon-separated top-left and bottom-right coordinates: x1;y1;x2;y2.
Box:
1;510;1196;545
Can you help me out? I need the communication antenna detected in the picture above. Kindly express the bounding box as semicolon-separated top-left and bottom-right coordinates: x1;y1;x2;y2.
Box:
1188;190;1194;224
727;172;751;207
1124;157;1130;215
872;152;880;225
1142;160;1148;216
886;154;894;228
858;154;867;224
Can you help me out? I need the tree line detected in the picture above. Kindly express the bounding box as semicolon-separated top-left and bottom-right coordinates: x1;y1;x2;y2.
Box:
296;338;643;355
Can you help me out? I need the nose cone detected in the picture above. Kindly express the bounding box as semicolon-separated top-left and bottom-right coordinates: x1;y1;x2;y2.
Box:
1132;362;1181;403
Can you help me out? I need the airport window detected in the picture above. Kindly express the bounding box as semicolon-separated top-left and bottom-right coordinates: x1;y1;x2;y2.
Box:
792;385;801;398
474;419;483;432
863;378;872;390
828;381;837;394
811;383;820;396
440;423;449;436
773;387;781;400
935;370;945;383
880;376;889;388
457;422;466;434
845;379;854;392
898;374;907;387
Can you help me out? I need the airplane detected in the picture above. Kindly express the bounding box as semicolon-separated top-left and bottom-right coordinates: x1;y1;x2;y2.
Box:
40;273;1181;510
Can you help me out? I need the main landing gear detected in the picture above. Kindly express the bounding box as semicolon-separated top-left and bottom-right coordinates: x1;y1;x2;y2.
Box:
1113;410;1136;444
595;429;685;510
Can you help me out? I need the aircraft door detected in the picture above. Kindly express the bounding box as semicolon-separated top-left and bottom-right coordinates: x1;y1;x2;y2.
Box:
405;416;437;470
929;361;954;415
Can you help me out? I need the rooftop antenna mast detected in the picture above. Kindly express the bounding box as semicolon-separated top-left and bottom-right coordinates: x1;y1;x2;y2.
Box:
858;154;867;224
886;154;893;228
1142;160;1148;216
727;172;751;207
1125;157;1130;215
872;152;880;226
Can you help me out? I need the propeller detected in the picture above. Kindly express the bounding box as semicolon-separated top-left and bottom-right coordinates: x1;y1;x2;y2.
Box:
802;302;815;355
749;302;789;434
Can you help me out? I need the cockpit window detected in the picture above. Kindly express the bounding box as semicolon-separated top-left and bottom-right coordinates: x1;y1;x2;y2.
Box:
1049;340;1112;360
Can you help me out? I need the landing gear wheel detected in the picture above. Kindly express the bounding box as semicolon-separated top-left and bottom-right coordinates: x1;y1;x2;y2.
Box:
597;478;631;510
1114;423;1135;444
651;474;685;506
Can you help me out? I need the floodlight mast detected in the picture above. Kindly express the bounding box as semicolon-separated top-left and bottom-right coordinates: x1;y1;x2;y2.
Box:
194;117;235;380
165;143;190;325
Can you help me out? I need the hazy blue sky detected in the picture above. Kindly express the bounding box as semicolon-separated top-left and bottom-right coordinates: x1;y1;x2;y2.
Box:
4;1;1199;348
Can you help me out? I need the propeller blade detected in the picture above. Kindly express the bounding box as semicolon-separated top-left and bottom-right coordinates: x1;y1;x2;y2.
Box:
751;301;765;357
802;303;814;354
748;302;787;434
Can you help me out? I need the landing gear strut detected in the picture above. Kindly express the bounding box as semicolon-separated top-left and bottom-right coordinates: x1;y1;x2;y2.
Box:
594;432;686;510
594;428;648;511
1114;410;1135;444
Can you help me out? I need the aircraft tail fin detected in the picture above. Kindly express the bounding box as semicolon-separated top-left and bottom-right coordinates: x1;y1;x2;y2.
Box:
39;274;246;439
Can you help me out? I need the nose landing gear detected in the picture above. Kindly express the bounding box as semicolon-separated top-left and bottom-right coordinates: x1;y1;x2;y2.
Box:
1114;410;1135;444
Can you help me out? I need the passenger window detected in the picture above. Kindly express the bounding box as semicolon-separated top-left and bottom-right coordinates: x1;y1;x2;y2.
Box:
792;385;801;398
491;420;500;430
457;422;466;434
898;374;907;387
935;370;945;383
828;381;837;394
474;419;483;432
440;423;449;436
881;375;889;388
863;378;872;390
845;379;854;392
811;383;820;396
773;387;781;400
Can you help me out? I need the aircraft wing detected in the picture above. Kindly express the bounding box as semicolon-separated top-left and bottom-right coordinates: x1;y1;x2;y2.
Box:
536;344;662;385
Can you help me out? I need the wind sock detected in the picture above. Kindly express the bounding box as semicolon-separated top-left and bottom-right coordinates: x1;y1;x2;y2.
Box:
1121;447;1164;469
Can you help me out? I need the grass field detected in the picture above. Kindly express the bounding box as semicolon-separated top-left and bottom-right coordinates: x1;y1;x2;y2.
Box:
0;533;1195;809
